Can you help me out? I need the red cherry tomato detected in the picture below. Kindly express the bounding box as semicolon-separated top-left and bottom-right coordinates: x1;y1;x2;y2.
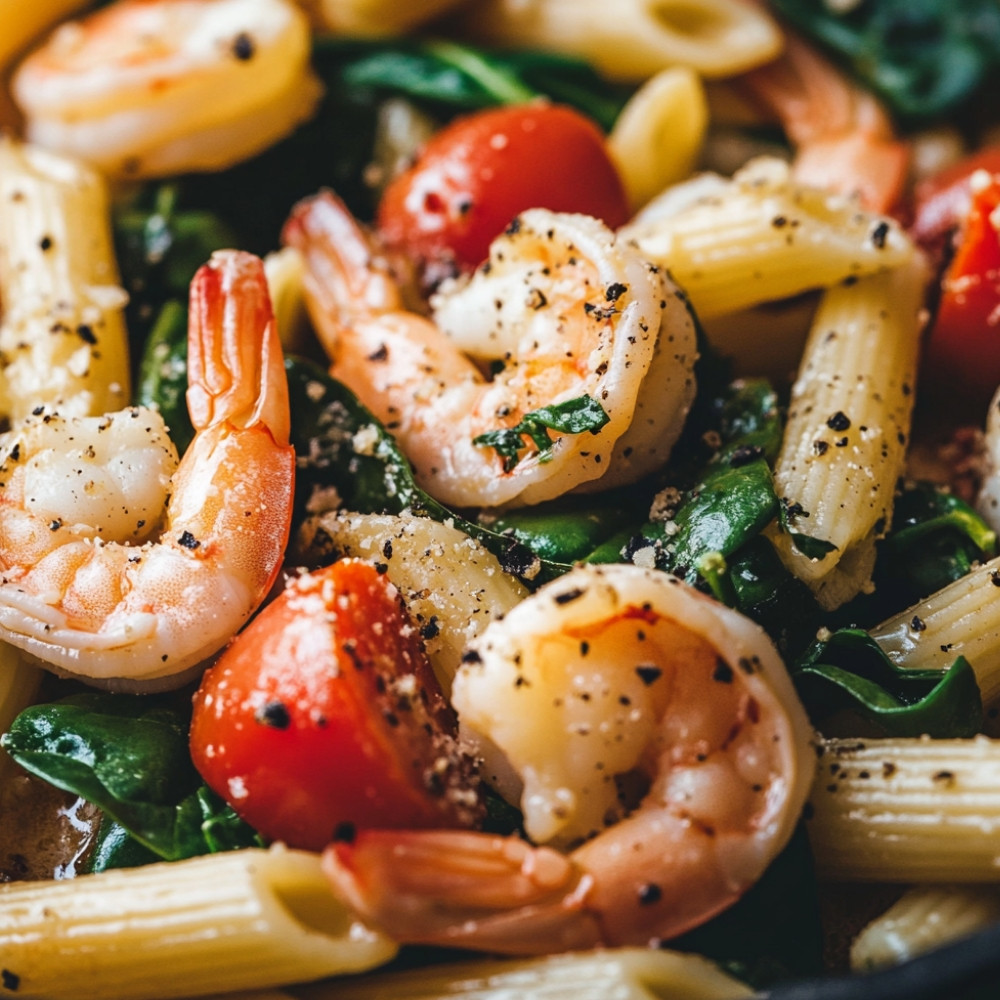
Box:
376;102;629;279
189;559;482;851
922;173;1000;403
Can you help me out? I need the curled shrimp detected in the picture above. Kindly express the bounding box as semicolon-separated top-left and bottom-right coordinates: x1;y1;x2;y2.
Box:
284;192;697;509
324;563;816;953
0;250;294;691
737;27;910;213
11;0;321;179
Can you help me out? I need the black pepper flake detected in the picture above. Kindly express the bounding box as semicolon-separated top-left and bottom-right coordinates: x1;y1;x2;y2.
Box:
871;220;890;249
713;659;734;684
991;569;1000;587
910;615;926;632
255;700;291;729
554;587;585;605
177;530;200;550
49;519;62;531
332;821;356;843
813;440;829;456
882;761;897;778
341;640;364;670
635;664;662;686
827;411;851;431
232;32;255;60
420;616;440;640
461;649;483;664
39;235;52;252
728;444;764;467
638;883;662;905
605;282;628;302
367;343;389;362
76;323;97;344
1;969;18;992
505;216;522;236
933;770;955;786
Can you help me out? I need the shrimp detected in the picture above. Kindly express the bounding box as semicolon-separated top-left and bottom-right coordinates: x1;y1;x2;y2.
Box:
283;191;697;509
323;563;816;954
10;0;321;179
0;250;294;691
737;26;910;213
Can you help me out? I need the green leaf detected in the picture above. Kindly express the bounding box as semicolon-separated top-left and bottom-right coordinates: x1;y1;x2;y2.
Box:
769;0;1000;123
0;694;260;863
793;628;983;737
473;395;610;472
135;299;193;455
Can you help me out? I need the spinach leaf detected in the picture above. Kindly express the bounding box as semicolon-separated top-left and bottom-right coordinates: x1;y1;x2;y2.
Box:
135;298;194;454
473;395;610;472
1;693;261;863
319;37;630;131
585;380;784;591
793;628;983;737
769;0;1000;123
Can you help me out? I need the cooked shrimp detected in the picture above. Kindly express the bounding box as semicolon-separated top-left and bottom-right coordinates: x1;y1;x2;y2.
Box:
737;27;910;213
0;250;294;691
324;563;816;954
11;0;321;179
284;192;697;509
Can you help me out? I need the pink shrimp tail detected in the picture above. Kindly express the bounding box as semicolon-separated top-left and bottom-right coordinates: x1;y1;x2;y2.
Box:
187;249;290;444
739;28;910;213
323;829;605;956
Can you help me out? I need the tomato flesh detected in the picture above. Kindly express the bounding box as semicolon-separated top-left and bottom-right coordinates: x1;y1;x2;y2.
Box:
189;560;481;851
922;173;1000;404
376;102;629;280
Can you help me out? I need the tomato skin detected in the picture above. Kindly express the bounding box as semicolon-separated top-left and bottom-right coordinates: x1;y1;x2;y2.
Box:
922;173;1000;403
189;560;481;852
376;102;629;278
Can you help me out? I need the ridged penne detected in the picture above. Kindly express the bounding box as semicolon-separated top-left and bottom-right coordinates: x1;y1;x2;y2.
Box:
299;510;529;696
0;0;91;76
870;554;1000;705
295;948;755;1000
620;158;915;321
807;736;1000;882
607;67;709;212
768;254;927;609
849;884;1000;971
0;138;131;419
0;846;397;1000
450;0;783;82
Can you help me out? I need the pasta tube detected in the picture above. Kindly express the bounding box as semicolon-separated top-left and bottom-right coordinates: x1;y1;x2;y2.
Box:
807;736;1000;882
870;554;1000;705
850;885;1000;971
621;157;914;321
769;254;927;609
305;0;466;35
0;846;397;1000
299;510;529;697
607;67;709;212
295;948;754;1000
451;0;783;82
0;138;131;419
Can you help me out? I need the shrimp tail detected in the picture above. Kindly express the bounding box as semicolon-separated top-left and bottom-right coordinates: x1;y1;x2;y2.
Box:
323;830;605;956
187;249;291;443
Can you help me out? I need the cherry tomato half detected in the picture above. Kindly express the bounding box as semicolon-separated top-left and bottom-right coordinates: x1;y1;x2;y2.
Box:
922;172;1000;404
189;560;482;851
376;102;629;281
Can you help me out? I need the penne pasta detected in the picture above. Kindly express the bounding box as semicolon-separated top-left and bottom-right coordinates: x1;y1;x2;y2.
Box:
0;846;397;1000
305;0;466;35
450;0;784;82
870;554;1000;706
0;138;131;419
294;947;755;1000
620;157;915;321
298;510;529;697
807;736;1000;883
768;254;928;609
607;67;709;212
850;884;1000;971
